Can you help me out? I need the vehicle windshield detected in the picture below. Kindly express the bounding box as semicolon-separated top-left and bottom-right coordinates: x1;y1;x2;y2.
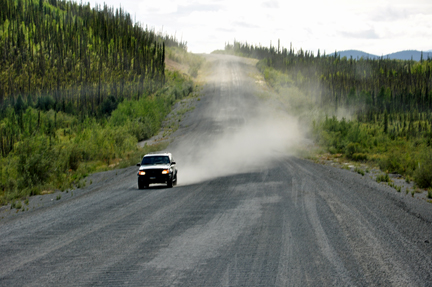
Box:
141;156;170;165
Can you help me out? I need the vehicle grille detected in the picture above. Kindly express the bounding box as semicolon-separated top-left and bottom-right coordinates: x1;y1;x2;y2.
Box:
144;169;162;176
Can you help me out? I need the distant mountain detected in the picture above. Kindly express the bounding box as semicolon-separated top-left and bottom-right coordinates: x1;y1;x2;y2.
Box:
385;50;432;61
329;50;379;60
333;50;432;61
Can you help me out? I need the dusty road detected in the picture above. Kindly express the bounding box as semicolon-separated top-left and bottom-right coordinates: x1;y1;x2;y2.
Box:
1;55;432;286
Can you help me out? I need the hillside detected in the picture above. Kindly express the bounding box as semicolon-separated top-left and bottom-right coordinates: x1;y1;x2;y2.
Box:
330;50;379;60
0;0;179;115
334;49;432;61
0;0;200;205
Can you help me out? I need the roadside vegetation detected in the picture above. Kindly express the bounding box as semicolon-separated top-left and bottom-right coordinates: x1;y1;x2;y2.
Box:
0;0;202;205
166;46;204;78
218;41;432;190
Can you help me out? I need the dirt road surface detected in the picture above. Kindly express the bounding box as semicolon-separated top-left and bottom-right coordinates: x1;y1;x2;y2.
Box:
1;55;432;286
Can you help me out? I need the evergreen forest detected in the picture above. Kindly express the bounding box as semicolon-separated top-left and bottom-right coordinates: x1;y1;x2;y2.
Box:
0;0;197;205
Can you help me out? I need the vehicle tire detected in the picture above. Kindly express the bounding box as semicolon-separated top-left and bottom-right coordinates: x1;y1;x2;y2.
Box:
173;173;178;186
167;177;173;188
138;182;148;189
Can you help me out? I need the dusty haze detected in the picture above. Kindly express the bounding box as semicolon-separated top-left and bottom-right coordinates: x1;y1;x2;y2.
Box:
169;54;307;185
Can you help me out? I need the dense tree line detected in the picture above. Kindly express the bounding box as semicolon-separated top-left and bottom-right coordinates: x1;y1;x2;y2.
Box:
0;0;186;157
223;40;280;60
223;41;432;115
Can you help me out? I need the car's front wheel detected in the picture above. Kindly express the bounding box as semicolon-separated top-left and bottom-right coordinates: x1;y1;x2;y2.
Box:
173;173;178;186
138;182;148;189
167;177;173;188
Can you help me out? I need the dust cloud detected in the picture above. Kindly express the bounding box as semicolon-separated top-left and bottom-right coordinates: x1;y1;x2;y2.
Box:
177;111;305;186
169;54;308;186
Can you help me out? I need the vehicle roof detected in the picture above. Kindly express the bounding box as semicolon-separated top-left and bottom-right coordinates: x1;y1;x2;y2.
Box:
143;152;172;159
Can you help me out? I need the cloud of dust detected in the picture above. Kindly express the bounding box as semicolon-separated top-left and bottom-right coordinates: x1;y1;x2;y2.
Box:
178;110;306;185
171;54;310;186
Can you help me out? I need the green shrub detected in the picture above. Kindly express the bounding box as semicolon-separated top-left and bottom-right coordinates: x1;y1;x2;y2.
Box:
68;145;82;171
345;142;361;159
328;146;338;154
376;173;390;183
427;188;432;199
414;165;432;188
352;153;368;161
413;153;432;188
15;137;52;189
378;153;407;174
188;65;199;78
11;201;22;209
128;120;153;141
354;167;365;176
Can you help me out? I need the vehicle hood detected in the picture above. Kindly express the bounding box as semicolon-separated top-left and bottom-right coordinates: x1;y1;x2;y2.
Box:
139;165;171;171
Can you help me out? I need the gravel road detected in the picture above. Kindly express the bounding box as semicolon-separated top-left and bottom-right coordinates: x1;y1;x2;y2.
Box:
1;54;432;286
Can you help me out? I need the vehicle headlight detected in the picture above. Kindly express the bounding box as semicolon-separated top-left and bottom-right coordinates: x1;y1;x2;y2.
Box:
138;171;146;175
161;169;169;174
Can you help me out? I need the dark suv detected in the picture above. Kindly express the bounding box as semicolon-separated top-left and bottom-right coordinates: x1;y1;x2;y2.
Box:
137;153;178;189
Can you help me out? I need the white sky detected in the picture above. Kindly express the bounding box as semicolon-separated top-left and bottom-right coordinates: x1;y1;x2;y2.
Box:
86;0;432;55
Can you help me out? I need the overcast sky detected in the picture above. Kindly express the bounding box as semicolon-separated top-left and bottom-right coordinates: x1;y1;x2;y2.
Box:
87;0;432;55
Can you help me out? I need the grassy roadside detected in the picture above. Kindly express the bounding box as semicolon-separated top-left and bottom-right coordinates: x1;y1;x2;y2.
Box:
311;115;432;197
0;50;205;207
